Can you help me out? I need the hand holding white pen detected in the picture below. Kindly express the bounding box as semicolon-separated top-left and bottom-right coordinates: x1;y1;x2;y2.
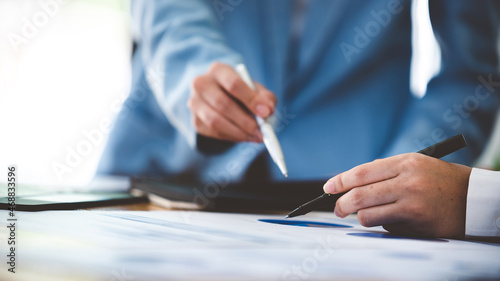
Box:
187;62;287;177
188;62;277;143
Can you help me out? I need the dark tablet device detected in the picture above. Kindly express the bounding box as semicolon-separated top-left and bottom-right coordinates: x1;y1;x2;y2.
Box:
131;177;329;212
0;192;149;211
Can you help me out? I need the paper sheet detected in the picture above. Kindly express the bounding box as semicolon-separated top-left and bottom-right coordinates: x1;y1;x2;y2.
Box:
1;210;499;281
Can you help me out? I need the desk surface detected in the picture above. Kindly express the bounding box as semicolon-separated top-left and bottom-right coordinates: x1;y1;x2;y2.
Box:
2;202;500;281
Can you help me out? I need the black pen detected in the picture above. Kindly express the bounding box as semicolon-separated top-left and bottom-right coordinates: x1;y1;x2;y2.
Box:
285;134;467;218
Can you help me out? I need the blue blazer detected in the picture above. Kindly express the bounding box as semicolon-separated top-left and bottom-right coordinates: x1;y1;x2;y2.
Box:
98;0;500;183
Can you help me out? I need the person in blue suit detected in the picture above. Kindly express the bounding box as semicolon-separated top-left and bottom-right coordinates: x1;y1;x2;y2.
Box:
98;0;500;187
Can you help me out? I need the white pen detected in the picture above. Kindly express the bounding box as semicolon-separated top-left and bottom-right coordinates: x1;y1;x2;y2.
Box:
235;64;288;177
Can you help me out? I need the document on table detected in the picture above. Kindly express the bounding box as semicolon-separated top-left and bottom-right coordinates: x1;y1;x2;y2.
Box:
1;210;499;281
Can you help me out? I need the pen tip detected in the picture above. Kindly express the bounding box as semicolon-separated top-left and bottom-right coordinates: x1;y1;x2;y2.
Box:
284;173;288;178
284;215;290;219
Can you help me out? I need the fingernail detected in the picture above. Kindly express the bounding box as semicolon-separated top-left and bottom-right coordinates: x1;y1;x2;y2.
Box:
323;180;335;193
334;208;341;217
256;104;271;117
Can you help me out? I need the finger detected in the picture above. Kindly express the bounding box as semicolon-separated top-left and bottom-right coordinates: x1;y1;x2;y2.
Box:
334;178;401;218
255;82;278;109
324;155;405;194
190;95;252;142
195;114;251;143
355;203;409;227
209;63;274;118
195;78;262;141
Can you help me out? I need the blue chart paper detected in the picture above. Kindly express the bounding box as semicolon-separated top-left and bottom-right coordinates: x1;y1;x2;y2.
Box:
259;219;352;228
1;211;499;281
347;232;449;242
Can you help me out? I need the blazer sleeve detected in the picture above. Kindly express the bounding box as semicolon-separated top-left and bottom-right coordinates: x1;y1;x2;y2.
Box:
381;0;500;164
131;0;243;149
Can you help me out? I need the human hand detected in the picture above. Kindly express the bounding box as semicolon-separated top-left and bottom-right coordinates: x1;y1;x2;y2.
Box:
188;62;277;143
323;153;472;238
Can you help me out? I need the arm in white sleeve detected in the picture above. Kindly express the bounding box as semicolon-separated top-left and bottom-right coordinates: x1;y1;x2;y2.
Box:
465;168;500;237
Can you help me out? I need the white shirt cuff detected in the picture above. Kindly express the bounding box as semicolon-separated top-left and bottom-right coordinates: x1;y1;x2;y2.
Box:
465;168;500;237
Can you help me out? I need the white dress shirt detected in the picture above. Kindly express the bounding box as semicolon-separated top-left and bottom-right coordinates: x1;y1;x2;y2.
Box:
465;168;500;237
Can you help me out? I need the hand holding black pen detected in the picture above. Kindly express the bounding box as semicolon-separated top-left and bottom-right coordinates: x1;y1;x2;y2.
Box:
286;134;472;238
